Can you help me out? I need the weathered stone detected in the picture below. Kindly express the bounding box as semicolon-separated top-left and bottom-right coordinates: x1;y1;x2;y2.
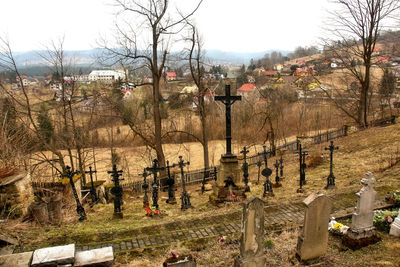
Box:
296;192;332;262
0;251;33;267
74;246;114;267
31;244;75;267
234;197;266;267
389;211;400;237
217;156;241;187
343;172;381;249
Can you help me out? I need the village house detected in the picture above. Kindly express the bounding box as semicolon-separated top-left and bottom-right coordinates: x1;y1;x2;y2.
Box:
237;83;256;98
165;72;177;81
88;70;126;83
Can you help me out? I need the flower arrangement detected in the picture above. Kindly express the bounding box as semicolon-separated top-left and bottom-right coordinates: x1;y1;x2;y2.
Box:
328;217;349;236
145;205;159;216
373;209;399;232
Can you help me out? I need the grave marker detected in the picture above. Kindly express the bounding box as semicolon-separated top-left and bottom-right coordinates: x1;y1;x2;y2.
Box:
140;168;150;207
107;164;124;219
324;140;339;189
64;166;86;221
258;145;273;197
85;166;98;204
166;160;177;204
389;210;400;237
175;156;193;210
234;196;266;267
296;193;332;262
240;146;250;192
74;246;114;267
146;159;165;210
31;244;75;267
273;159;281;187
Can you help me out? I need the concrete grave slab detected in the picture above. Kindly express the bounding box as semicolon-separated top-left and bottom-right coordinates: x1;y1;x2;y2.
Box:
31;244;75;267
0;251;33;267
74;246;114;267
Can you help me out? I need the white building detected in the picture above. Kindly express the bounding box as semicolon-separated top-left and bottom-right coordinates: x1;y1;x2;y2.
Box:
88;70;126;83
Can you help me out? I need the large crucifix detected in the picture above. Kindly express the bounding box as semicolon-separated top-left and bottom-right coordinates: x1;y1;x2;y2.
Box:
215;84;241;156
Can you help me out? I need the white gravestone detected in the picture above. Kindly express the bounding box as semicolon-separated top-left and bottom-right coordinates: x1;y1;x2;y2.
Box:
31;244;75;267
389;209;400;237
74;246;114;267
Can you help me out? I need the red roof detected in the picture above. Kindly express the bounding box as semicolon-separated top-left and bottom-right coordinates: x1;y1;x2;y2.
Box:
166;72;176;77
237;83;255;92
264;70;278;76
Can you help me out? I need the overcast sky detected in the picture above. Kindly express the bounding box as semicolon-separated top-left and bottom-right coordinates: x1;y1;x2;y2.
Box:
0;0;331;52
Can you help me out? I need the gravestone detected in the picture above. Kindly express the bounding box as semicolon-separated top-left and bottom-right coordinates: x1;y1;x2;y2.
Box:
343;172;381;249
74;246;114;267
389;210;400;237
0;251;33;267
31;243;75;267
234;197;266;267
296;193;332;262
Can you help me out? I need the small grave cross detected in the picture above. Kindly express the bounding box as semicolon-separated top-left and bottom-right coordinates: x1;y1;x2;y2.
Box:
165;160;176;204
64;166;86;221
107;164;124;217
146;159;165;210
214;84;242;156
279;155;284;178
240;146;250;192
259;145;273;197
325;140;339;189
140;168;150;207
175;156;193;210
274;159;281;186
85;166;98;204
294;143;309;193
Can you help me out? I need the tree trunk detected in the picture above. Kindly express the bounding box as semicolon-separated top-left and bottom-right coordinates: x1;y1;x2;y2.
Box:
199;97;209;169
153;70;166;169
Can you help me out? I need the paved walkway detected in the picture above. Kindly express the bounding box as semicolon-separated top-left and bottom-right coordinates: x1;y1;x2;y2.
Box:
74;188;395;254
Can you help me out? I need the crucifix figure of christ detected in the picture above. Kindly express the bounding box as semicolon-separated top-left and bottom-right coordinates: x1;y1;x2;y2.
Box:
165;160;177;204
214;84;242;156
240;146;250;192
146;159;165;210
175;156;193;210
64;166;86;221
140;168;150;207
325;140;339;189
107;164;124;218
258;145;274;197
85;166;98;204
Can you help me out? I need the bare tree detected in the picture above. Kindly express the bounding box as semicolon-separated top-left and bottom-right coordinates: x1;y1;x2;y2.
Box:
324;0;400;127
101;0;202;168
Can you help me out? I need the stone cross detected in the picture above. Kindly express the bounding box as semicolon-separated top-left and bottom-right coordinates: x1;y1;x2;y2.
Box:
146;159;165;210
240;146;250;192
296;193;332;261
107;164;124;218
85;166;98;204
325;140;339;189
165;160;176;204
175;156;193;210
64;166;86;221
351;172;376;230
140;168;150;207
234;197;266;267
214;84;241;156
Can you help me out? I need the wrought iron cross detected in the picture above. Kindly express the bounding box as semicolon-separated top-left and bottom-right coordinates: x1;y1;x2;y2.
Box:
279;155;284;177
165;160;176;203
107;164;124;215
325;140;339;189
294;143;309;192
146;159;165;210
214;84;242;156
274;159;280;185
85;166;98;204
140;168;150;207
65;166;86;221
240;146;250;192
175;156;193;210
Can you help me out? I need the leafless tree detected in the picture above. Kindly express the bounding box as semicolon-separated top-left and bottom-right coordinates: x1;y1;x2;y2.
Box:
323;0;400;127
100;0;202;169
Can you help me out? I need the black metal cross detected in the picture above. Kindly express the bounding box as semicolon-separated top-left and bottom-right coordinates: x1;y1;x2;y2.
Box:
256;160;262;184
85;166;98;204
240;146;250;192
214;84;242;156
165;160;176;204
107;164;124;216
279;155;284;178
64;166;86;221
294;143;309;193
258;145;273;197
140;168;150;207
146;159;165;210
175;156;193;210
325;140;339;189
274;159;281;186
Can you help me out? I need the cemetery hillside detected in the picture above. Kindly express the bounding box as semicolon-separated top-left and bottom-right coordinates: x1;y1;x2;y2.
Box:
1;0;400;266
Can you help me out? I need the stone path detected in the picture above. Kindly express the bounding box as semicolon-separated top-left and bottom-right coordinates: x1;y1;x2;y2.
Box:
73;189;395;254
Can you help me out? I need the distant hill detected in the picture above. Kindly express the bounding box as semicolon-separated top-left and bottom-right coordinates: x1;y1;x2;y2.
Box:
205;49;291;65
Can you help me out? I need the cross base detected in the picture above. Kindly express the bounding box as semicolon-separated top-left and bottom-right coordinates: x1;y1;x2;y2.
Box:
113;212;123;219
297;188;305;193
273;182;282;188
166;197;177;204
181;192;193;210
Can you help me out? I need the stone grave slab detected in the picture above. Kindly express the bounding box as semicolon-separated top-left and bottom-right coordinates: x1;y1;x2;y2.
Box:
0;251;33;267
31;244;75;267
74;246;114;267
389;210;400;237
296;192;331;262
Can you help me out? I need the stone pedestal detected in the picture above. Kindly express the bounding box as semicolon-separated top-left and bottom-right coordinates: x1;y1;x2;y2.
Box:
389;213;400;237
217;155;241;187
296;193;332;262
343;172;381;250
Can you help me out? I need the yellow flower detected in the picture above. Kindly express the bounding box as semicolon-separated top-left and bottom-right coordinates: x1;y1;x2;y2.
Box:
334;223;344;230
